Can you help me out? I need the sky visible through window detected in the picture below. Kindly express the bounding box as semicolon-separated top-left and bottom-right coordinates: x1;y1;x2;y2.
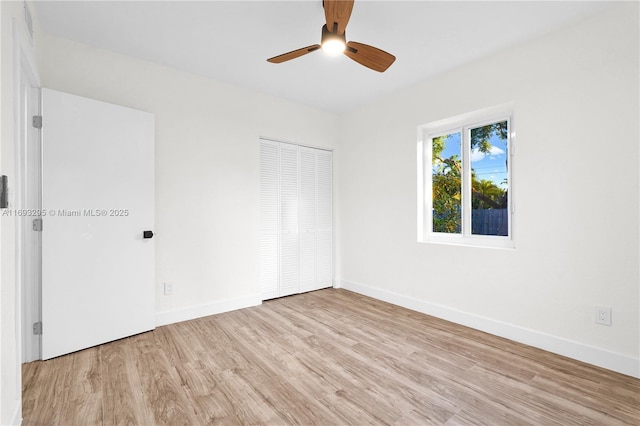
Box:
435;131;508;189
471;130;508;189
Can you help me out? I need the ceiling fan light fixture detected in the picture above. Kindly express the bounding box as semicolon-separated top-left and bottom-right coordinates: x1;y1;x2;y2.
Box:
267;1;396;72
320;24;346;56
321;39;346;55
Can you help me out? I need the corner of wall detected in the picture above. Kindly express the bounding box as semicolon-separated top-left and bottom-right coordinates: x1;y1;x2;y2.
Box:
156;293;262;327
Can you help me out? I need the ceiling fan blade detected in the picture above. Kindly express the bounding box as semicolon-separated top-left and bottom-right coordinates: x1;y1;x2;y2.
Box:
323;0;354;35
344;41;396;72
267;45;321;64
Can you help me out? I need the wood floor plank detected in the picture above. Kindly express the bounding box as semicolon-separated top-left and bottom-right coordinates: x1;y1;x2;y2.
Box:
395;407;454;426
132;341;199;425
346;342;462;415
22;357;69;426
214;369;285;424
319;390;390;425
57;347;102;426
175;359;223;398
23;288;640;425
101;338;152;425
174;360;238;423
152;322;204;365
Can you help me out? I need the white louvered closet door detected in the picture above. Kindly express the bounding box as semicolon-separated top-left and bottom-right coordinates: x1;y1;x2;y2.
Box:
260;139;332;300
298;147;317;293
279;143;300;297
259;140;280;300
315;149;333;288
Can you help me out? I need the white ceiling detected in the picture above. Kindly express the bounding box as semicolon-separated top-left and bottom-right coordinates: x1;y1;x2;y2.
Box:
33;1;613;113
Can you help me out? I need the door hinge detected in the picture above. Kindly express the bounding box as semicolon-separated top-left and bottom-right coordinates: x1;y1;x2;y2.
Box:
32;115;42;129
32;218;43;231
33;321;42;335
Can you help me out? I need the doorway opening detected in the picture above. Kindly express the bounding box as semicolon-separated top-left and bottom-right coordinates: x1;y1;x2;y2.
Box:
15;15;42;363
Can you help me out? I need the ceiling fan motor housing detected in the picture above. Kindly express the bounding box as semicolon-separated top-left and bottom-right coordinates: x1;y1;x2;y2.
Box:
321;24;346;47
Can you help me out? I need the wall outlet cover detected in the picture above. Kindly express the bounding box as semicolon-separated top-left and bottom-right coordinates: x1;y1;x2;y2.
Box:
595;305;612;326
164;282;174;296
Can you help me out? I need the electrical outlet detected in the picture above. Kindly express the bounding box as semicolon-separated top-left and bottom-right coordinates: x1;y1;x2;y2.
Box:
595;305;611;326
164;282;174;296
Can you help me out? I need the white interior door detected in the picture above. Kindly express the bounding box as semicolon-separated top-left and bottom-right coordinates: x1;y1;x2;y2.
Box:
41;88;155;360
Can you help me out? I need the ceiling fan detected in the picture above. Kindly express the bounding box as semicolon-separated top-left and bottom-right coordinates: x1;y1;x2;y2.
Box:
267;0;396;73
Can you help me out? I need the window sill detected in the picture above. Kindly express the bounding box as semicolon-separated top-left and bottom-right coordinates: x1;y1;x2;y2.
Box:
419;234;515;250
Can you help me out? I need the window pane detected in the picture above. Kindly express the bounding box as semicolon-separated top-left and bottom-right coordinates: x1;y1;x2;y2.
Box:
432;132;462;234
470;121;508;236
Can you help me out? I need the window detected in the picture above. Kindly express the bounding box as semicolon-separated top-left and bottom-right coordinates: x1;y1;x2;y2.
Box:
418;105;514;248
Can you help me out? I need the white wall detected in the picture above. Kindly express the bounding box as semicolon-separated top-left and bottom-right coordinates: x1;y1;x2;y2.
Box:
37;34;340;325
338;3;639;377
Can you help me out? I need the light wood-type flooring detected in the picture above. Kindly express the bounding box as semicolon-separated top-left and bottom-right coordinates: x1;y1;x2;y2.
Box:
23;289;639;425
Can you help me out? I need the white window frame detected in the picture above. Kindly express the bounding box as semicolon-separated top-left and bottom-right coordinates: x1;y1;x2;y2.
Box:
417;104;515;249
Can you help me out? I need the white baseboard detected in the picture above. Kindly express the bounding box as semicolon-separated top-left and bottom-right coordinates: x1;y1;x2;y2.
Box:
156;294;262;327
339;279;640;379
